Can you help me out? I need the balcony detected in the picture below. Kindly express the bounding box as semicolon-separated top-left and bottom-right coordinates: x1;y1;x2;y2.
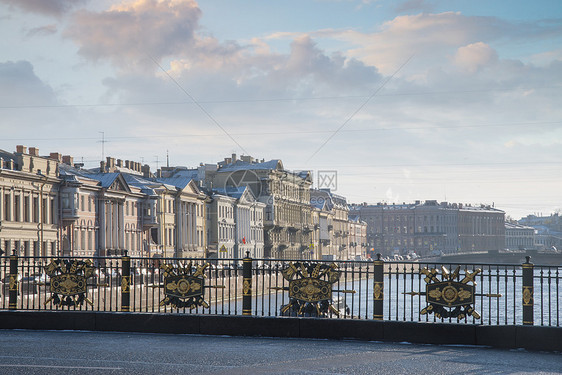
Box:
61;207;79;221
142;213;158;227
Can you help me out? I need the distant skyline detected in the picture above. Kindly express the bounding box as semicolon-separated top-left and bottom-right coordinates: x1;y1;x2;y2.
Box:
1;0;561;219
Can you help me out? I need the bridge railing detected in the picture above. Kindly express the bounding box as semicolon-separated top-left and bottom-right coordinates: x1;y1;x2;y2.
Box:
0;252;559;326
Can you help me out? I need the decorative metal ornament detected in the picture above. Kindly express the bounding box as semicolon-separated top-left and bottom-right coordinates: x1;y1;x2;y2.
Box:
43;259;96;307
158;262;224;309
272;262;354;317
405;266;501;321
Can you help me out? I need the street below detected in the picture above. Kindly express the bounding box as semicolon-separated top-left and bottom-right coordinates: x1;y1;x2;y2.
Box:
0;329;560;374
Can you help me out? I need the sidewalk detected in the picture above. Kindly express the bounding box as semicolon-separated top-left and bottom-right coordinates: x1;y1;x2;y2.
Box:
0;329;560;374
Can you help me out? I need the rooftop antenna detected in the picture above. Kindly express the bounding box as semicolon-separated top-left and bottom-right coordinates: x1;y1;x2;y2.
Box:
166;150;169;168
154;155;159;170
98;131;107;162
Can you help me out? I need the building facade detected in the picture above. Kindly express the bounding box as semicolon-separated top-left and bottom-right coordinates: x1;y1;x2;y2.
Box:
348;215;368;260
0;146;60;256
505;222;535;250
350;200;505;257
205;155;313;259
0;146;209;259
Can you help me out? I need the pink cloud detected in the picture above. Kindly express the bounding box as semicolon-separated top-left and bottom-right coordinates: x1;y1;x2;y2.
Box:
454;42;498;73
65;0;202;69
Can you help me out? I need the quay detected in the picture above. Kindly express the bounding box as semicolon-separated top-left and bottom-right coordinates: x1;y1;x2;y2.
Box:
2;253;561;354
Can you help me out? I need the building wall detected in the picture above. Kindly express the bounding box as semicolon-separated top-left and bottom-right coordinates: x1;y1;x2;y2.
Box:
505;223;535;250
207;194;236;259
0;167;59;256
351;201;505;257
208;158;312;260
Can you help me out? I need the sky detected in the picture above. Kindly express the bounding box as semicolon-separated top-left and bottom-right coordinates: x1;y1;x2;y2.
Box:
1;0;561;220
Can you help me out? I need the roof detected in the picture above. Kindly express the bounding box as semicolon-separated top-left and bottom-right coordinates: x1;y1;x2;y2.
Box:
213;186;254;201
505;222;535;230
218;159;283;172
123;173;161;196
83;173;120;188
164;168;201;180
59;165;120;188
0;149;16;162
157;176;194;190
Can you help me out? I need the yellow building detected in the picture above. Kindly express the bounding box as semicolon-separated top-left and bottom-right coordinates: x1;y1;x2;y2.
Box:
0;146;60;256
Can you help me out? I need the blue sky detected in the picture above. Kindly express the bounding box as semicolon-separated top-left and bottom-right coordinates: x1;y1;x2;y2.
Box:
1;0;561;219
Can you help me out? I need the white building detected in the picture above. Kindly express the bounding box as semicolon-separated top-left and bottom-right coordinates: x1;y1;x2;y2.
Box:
505;222;535;250
207;186;265;260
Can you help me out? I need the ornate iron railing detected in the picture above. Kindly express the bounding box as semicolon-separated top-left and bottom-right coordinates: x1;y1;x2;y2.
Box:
0;252;559;326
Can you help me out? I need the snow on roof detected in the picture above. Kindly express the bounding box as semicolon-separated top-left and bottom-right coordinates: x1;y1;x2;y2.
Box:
84;173;120;188
157;176;194;190
123;173;161;195
218;159;283;172
213;186;249;200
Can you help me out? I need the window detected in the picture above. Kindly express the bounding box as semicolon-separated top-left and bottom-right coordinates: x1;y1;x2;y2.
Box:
14;195;20;222
33;197;39;222
23;196;29;222
50;198;55;224
42;198;47;223
81;229;85;250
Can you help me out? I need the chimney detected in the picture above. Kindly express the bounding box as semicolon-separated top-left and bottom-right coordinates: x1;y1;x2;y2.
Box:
232;153;237;163
116;159;123;167
16;145;27;154
106;157;117;172
28;147;39;156
100;160;106;173
125;160;130;169
62;155;73;165
142;164;151;178
49;152;62;162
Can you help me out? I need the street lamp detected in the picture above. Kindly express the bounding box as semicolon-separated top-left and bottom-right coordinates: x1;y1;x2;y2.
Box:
37;171;48;257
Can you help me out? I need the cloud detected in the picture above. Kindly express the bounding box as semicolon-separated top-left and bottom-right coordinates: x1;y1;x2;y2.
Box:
102;33;382;105
268;36;382;94
454;42;498;73
0;0;88;16
25;24;58;37
395;0;435;14
0;60;58;106
64;0;202;69
319;11;561;76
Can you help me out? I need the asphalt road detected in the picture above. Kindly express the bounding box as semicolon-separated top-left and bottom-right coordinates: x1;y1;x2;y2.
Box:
0;330;560;374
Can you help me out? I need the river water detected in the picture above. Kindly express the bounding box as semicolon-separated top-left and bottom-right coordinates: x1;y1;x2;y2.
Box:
237;266;561;326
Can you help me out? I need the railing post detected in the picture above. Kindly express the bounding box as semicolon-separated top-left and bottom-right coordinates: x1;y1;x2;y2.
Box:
9;250;18;310
121;250;131;312
373;253;384;320
522;256;534;325
242;251;252;316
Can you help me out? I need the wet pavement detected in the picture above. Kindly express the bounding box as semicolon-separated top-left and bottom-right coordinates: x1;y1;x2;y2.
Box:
0;329;560;374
